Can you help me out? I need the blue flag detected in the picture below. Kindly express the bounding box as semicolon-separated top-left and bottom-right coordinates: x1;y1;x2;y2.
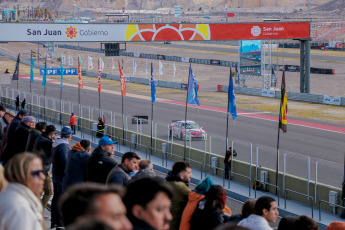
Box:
150;63;156;105
42;58;46;86
30;54;34;83
60;55;63;90
187;67;200;106
228;68;237;120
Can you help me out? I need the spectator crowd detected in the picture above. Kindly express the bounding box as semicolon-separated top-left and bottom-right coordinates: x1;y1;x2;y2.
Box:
0;106;343;230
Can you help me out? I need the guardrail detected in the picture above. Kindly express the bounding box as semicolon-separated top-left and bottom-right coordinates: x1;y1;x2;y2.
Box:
318;200;345;221
285;189;314;218
254;180;280;207
205;164;226;187
229;171;252;197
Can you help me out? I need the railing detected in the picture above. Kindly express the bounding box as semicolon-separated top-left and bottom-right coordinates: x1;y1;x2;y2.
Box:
254;180;280;207
205;164;226;187
284;189;314;218
318;200;345;221
229;171;252;197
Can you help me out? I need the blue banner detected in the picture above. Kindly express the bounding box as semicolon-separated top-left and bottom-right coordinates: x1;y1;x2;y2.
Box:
40;68;77;75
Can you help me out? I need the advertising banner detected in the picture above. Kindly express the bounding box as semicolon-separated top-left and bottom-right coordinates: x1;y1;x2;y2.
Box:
323;95;341;105
0;22;310;42
40;68;77;75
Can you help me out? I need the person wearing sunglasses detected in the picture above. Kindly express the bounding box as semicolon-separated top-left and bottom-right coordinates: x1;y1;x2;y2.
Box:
0;152;46;230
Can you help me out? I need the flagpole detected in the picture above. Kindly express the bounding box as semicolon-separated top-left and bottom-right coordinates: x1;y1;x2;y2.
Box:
17;54;19;91
151;101;153;155
183;63;192;161
122;94;124;143
226;68;231;151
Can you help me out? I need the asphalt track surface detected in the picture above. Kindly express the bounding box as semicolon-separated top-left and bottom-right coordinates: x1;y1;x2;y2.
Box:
7;74;345;188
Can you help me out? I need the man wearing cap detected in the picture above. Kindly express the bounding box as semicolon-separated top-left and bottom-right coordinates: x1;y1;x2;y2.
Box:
0;111;14;146
70;113;77;135
84;136;118;184
51;126;73;229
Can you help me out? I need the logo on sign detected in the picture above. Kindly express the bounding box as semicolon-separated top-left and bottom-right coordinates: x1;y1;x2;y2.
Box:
65;26;78;39
251;26;261;37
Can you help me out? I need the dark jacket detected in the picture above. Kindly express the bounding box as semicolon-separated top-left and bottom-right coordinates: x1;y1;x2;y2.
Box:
2;115;21;164
26;128;42;152
32;133;53;173
52;138;70;179
0;116;9;144
224;149;232;163
106;164;131;185
190;198;228;230
63;143;90;191
129;216;155;230
84;146;118;184
130;169;156;181
13;122;31;155
166;174;190;230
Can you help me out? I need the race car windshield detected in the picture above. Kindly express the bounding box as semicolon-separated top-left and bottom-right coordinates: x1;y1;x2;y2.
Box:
185;124;200;129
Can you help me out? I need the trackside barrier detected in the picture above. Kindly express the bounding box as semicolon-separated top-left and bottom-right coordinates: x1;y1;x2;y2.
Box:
254;180;280;207
1;91;343;214
319;200;345;221
284;189;314;218
205;164;226;187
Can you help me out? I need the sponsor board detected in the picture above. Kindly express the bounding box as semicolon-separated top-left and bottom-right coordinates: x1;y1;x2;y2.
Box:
40;68;77;75
323;95;341;105
262;89;276;98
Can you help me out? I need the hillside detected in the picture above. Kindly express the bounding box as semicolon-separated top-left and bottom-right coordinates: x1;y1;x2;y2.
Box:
0;0;340;12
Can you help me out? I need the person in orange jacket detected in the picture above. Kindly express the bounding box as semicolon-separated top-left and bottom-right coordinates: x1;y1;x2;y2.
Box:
70;113;76;135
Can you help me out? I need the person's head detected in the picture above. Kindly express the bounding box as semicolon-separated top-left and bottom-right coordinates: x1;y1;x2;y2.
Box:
124;177;173;230
98;136;117;156
44;125;56;139
205;185;227;210
35;122;47;132
255;196;279;223
61;126;73;140
4;152;45;196
71;113;74;116
139;159;153;171
22;116;36;128
0;105;6;117
98;117;102;121
66;218;114;230
17;109;28;119
80;139;91;153
59;183;132;230
326;221;345;230
278;216;298;230
4;111;15;123
170;161;192;183
121;152;141;172
294;215;319;230
0;164;8;191
242;199;256;218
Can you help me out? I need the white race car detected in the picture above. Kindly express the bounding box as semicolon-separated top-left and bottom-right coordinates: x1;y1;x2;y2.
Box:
169;120;207;140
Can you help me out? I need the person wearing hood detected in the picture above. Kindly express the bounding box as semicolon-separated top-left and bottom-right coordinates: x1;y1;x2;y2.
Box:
179;177;214;230
63;139;91;191
165;161;192;230
84;136;118;184
51;126;73;230
26;122;47;152
8;116;36;158
1;109;28;164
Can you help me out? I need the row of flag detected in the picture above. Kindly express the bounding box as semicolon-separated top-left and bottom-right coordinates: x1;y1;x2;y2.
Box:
13;52;287;132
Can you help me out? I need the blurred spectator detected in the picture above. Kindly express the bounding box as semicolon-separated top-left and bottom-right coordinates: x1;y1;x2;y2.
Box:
2;109;28;164
66;218;113;230
214;223;250;230
0;105;6;117
15;95;19;111
70;113;76;135
190;185;230;230
0;111;15;147
124;177;173;230
51;126;73;230
11;116;36;155
107;151;141;185
59;182;132;230
4;69;9;74
26;121;47;152
131;159;156;181
32;125;56;208
238;196;279;230
84;136;118;184
63;139;91;191
326;221;345;230
277;216;297;230
21;98;26;110
166;161;192;230
227;199;256;223
179;177;214;230
0;153;45;230
294;215;319;230
0;164;7;191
